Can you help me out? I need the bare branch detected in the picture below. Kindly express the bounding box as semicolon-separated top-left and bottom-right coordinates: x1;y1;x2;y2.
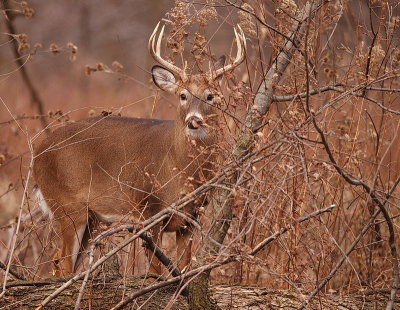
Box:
250;204;336;256
297;208;382;310
272;84;345;102
0;157;33;298
244;1;325;140
140;232;182;277
306;78;400;310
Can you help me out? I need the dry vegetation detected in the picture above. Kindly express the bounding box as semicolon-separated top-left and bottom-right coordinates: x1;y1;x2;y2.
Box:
1;0;400;309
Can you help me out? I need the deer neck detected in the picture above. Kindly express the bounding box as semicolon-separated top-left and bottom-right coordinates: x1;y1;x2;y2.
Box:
173;119;216;166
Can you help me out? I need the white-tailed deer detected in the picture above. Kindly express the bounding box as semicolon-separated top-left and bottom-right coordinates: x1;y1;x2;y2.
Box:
33;23;246;276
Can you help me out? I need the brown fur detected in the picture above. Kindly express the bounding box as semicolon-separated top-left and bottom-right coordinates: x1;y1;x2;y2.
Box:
33;91;218;276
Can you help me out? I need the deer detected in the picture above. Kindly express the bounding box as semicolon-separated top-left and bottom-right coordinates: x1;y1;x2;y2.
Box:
33;23;246;277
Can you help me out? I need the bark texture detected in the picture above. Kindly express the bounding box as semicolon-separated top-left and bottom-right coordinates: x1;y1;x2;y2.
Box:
1;278;397;310
1;277;186;310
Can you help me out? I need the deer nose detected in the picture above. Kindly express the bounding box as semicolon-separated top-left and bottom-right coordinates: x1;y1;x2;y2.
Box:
187;116;203;130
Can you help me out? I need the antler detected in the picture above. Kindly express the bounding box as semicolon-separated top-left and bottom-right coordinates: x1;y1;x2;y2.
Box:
212;25;246;79
149;22;187;82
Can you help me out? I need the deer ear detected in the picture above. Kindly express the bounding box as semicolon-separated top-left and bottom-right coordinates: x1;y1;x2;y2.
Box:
152;65;177;93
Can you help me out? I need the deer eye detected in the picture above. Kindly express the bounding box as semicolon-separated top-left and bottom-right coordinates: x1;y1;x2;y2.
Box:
180;93;187;101
206;94;213;101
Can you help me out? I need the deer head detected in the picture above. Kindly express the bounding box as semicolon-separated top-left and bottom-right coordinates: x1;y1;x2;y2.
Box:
149;23;246;141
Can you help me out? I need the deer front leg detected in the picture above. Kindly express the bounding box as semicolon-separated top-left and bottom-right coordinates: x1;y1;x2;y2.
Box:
176;227;193;272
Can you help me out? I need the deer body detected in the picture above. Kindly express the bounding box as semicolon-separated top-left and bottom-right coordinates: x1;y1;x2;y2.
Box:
34;116;204;229
33;23;245;276
33;115;212;275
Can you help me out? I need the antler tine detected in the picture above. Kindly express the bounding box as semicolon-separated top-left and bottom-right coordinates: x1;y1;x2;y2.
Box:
233;27;242;64
238;25;247;50
236;26;247;65
148;22;160;53
156;25;165;56
212;26;246;79
149;22;186;81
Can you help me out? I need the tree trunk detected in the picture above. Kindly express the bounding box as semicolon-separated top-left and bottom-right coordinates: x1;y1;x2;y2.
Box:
188;273;218;310
187;1;325;309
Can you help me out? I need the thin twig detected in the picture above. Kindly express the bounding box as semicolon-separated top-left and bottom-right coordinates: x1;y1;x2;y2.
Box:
0;158;33;298
297;208;382;309
307;80;400;310
140;232;182;277
250;204;336;255
0;114;49;126
360;94;400;115
364;87;400;92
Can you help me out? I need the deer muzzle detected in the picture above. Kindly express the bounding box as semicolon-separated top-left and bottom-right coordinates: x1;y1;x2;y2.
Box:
186;115;204;130
184;113;209;139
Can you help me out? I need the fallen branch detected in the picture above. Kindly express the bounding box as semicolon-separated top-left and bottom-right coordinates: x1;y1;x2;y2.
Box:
3;280;396;310
0;261;26;281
